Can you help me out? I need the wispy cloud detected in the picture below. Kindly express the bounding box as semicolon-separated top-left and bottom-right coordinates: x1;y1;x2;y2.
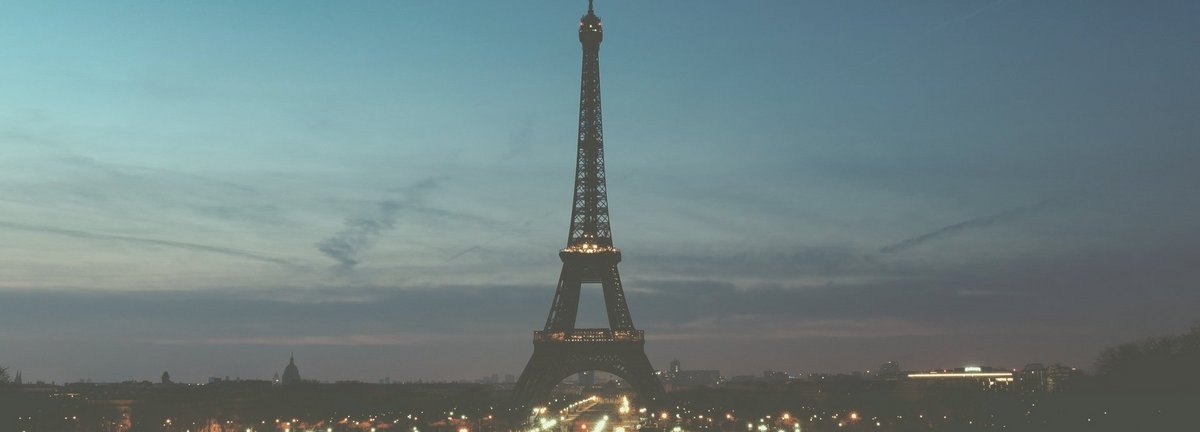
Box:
0;220;299;267
316;200;407;270
501;118;537;160
650;317;946;341
446;217;543;262
1;152;290;229
145;333;454;347
634;246;894;282
880;197;1058;254
315;178;440;271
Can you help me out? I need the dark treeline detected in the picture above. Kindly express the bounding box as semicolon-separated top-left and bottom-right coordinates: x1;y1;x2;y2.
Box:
1094;324;1200;390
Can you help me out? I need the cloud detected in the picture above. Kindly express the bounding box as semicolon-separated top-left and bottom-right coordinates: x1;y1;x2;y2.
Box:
0;220;299;267
315;178;440;271
879;197;1058;254
501;118;536;160
446;217;542;262
144;333;451;347
1;152;290;229
2;129;64;149
632;246;894;282
316;200;406;269
0;283;971;348
651;317;946;341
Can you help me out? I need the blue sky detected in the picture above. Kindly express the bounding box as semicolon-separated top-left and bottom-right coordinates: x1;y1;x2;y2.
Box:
1;0;1198;383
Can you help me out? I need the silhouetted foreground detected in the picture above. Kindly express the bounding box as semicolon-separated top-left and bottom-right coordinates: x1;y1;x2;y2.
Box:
0;382;512;432
3;378;1195;431
653;326;1198;431
2;326;1197;431
659;377;1193;431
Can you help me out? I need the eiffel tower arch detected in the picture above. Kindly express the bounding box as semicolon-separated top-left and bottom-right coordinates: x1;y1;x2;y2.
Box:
514;0;664;407
513;328;663;405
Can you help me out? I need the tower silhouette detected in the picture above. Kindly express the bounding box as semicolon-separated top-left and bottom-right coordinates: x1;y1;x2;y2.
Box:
514;0;663;406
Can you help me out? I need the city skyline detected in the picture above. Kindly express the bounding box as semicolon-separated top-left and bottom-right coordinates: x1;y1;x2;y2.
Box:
2;0;1199;385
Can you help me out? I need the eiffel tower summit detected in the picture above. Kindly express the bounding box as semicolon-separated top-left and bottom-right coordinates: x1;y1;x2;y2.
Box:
513;0;664;407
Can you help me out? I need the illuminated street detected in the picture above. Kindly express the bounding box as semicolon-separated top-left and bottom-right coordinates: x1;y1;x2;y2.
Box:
526;395;642;432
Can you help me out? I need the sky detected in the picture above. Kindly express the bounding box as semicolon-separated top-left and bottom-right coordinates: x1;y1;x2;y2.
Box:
1;0;1198;384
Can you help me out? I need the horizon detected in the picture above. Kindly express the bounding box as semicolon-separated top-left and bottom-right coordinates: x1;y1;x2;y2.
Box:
2;0;1199;385
4;352;1067;386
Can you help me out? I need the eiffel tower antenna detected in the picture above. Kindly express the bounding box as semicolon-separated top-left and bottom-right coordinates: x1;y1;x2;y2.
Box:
514;0;663;407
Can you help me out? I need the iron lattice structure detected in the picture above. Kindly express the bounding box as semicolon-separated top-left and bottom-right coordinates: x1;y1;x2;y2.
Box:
514;1;663;407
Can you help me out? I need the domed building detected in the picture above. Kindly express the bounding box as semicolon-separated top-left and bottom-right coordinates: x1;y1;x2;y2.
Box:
281;354;302;385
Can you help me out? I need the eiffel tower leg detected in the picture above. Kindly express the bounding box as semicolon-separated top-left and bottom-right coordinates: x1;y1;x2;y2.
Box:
617;348;664;403
514;344;557;407
600;264;634;330
545;265;583;330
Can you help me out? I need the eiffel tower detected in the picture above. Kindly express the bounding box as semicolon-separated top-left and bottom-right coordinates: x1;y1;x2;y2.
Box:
513;0;664;407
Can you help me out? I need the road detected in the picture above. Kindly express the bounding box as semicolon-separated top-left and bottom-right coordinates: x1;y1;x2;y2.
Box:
529;395;641;432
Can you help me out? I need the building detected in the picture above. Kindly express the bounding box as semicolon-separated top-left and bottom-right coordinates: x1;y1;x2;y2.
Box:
1017;363;1046;392
673;370;722;387
728;375;758;383
879;361;901;379
763;371;790;383
659;359;721;388
281;354;302;385
907;366;1014;389
1045;364;1080;392
1013;363;1079;392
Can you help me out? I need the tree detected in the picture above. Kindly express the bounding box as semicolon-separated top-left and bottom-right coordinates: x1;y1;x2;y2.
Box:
1095;324;1200;390
0;365;9;384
